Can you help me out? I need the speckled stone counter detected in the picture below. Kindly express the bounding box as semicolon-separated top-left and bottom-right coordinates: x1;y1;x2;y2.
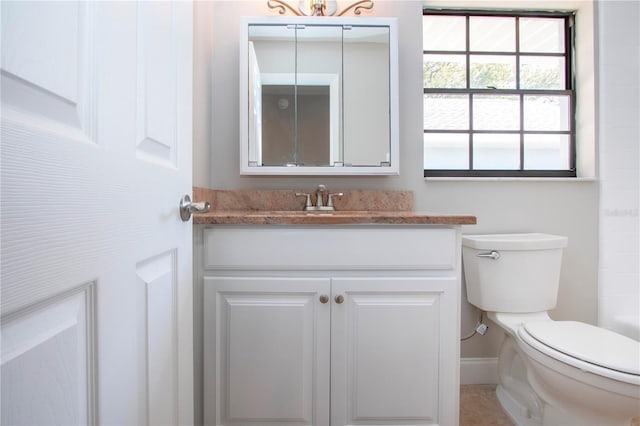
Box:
192;187;477;226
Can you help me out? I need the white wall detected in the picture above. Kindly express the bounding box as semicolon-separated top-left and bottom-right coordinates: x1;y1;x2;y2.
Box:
194;0;600;358
597;0;640;340
193;1;214;187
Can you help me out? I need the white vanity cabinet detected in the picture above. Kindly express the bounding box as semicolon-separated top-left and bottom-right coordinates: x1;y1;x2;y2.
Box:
197;225;462;426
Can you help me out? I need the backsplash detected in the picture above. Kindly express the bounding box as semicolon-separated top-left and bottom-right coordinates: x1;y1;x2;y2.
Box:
193;187;413;212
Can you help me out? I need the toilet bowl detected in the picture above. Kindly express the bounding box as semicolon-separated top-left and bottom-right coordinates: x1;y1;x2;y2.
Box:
462;233;640;426
518;320;640;426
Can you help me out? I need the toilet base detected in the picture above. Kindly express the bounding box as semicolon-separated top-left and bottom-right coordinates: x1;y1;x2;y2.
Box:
494;330;544;426
495;385;541;426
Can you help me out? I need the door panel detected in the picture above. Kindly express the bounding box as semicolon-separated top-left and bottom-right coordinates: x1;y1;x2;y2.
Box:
136;1;179;167
1;1;193;424
0;1;96;139
136;250;178;425
1;285;95;425
204;277;330;426
349;293;439;420
331;277;451;426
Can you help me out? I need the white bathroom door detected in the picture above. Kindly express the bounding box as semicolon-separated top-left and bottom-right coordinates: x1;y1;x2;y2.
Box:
1;2;193;425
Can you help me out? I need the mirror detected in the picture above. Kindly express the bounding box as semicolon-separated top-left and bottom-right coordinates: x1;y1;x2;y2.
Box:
240;17;398;175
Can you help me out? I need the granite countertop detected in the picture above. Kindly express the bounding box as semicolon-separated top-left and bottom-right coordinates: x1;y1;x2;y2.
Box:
193;210;476;225
192;187;477;226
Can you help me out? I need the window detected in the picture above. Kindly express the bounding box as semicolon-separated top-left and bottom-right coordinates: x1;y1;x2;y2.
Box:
423;10;576;177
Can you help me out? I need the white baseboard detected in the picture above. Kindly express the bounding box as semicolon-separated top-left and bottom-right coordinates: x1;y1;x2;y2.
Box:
460;357;498;385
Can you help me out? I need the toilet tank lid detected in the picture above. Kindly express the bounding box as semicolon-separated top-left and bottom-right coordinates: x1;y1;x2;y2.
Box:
462;233;568;250
523;321;640;375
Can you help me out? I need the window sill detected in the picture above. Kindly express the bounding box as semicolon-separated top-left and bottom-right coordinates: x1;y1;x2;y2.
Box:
424;176;597;182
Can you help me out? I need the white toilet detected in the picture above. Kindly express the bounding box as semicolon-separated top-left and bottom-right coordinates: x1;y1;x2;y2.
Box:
462;233;640;426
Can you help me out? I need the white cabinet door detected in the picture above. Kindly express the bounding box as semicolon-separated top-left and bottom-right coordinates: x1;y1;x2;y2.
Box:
331;277;458;426
1;2;193;425
204;277;331;426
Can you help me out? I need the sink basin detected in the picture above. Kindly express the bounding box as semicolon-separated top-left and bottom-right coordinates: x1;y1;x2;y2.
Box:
302;210;374;216
242;210;367;218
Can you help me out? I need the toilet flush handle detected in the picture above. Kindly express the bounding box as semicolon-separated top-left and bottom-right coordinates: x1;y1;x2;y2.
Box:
477;250;501;260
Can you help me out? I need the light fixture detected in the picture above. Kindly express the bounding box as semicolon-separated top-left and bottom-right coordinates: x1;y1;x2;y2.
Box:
277;98;290;110
267;0;374;16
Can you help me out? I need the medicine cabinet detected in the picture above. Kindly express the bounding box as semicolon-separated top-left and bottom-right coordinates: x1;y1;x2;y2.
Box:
239;16;399;175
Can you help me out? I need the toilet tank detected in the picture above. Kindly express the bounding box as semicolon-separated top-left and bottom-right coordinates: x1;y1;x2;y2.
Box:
462;233;568;313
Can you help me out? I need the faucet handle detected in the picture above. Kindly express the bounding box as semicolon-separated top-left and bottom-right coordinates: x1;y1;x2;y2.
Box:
295;192;312;209
327;192;343;208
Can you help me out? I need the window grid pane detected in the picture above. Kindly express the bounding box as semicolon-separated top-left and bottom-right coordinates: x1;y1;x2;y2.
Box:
473;133;521;170
470;55;516;89
519;17;566;53
423;15;466;51
469;17;516;52
520;56;565;90
424;54;466;88
423;10;575;177
523;95;571;131
424;94;469;130
473;95;520;130
424;133;470;170
523;134;571;170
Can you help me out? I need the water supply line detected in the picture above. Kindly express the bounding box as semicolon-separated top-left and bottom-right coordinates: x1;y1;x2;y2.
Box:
461;309;488;341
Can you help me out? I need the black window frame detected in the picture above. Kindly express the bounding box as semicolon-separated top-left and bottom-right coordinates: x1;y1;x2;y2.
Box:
423;9;577;178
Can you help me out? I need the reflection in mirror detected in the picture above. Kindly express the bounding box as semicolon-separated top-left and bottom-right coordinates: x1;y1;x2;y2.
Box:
251;71;341;166
261;84;332;166
241;17;398;175
343;25;390;166
248;24;342;167
248;24;296;167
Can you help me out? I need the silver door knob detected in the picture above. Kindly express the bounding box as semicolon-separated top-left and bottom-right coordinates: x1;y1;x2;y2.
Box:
180;194;210;221
319;295;329;304
334;295;344;304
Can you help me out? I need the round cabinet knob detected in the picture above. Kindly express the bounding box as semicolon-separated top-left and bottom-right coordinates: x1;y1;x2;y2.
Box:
319;295;329;304
334;295;344;304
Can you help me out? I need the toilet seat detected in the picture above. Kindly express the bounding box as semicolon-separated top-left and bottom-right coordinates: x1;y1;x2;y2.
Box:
518;321;640;385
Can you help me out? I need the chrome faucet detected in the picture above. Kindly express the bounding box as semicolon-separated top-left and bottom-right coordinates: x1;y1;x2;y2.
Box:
315;185;327;208
296;184;343;211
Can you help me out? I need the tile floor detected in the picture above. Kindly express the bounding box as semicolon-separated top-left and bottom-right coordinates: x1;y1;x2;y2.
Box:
460;384;640;426
460;385;513;426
